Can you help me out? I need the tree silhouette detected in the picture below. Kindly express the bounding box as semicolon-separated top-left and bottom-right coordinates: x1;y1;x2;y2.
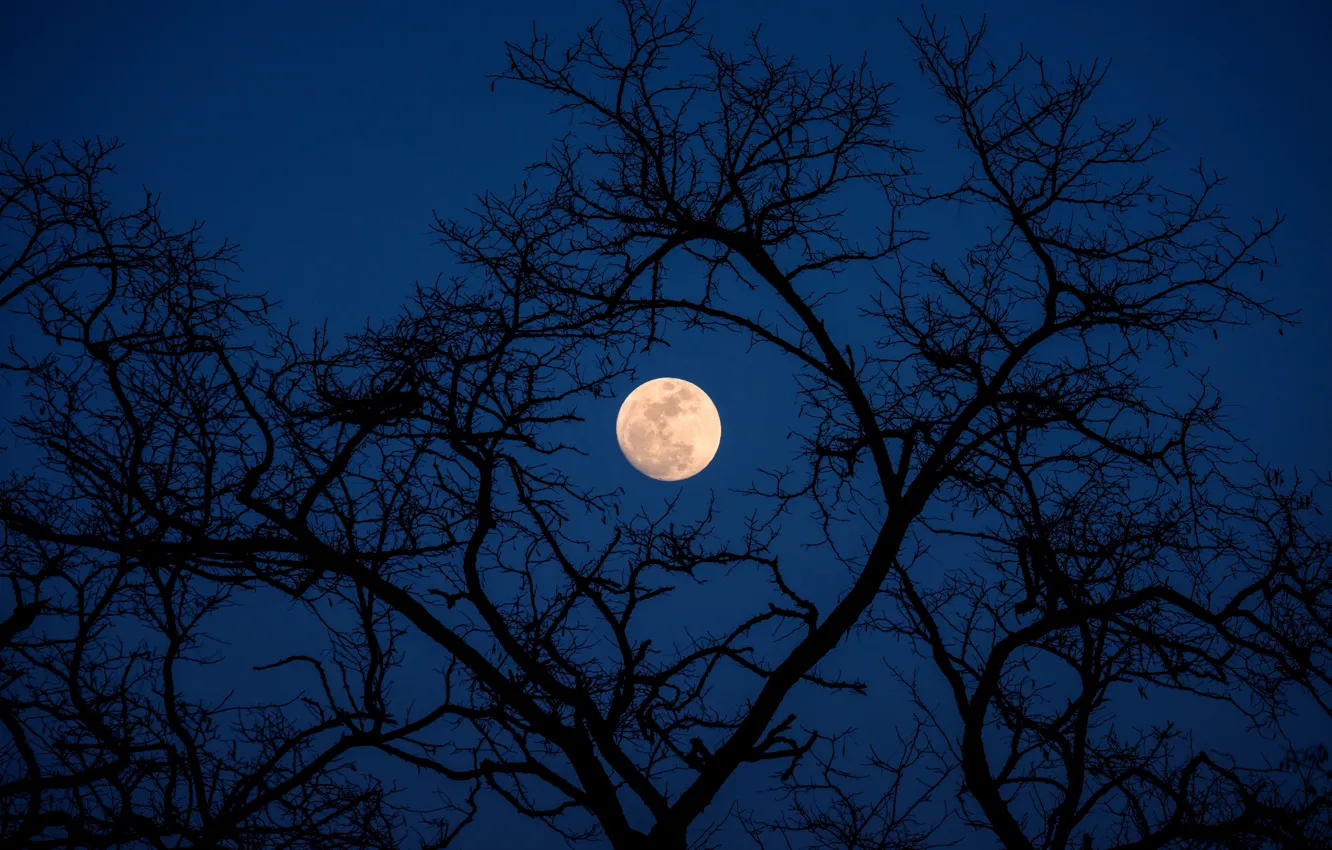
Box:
2;3;1329;849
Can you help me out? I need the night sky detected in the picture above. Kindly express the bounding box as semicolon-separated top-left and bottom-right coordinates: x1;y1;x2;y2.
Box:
4;0;1330;845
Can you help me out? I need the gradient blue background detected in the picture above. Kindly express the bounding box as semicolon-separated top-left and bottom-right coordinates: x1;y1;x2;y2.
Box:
3;0;1329;845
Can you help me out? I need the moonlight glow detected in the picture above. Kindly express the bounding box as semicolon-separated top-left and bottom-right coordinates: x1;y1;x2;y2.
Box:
615;378;722;481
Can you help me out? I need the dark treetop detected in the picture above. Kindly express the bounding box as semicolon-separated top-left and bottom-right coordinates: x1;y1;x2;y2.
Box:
2;2;1330;849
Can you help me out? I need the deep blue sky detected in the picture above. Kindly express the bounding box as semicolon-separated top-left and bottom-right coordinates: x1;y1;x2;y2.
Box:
4;0;1330;844
5;0;1328;471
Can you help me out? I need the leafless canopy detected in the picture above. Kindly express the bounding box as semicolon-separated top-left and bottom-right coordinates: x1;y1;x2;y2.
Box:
2;3;1328;849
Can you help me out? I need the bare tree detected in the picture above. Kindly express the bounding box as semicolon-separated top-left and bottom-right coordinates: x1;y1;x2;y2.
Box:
2;3;1329;849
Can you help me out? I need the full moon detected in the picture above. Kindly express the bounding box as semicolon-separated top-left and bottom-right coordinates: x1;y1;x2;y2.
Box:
615;378;722;481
